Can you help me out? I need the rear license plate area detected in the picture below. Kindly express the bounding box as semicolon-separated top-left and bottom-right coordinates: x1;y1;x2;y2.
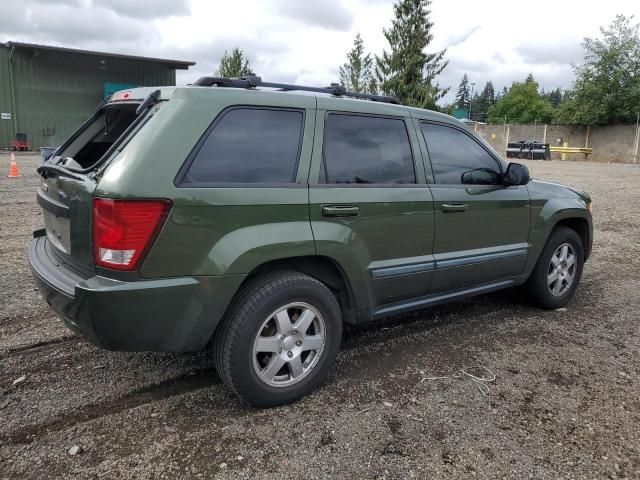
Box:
43;210;71;254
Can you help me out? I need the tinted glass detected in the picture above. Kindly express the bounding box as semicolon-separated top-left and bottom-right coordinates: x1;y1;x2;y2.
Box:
322;114;415;184
420;123;501;185
183;108;303;184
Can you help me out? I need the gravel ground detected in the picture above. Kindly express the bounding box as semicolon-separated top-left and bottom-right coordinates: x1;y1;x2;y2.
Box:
1;154;639;479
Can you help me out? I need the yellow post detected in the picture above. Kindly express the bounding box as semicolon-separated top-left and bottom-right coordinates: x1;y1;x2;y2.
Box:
561;141;568;161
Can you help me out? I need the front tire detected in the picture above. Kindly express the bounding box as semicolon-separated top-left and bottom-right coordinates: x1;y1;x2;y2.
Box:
213;271;342;408
525;226;584;309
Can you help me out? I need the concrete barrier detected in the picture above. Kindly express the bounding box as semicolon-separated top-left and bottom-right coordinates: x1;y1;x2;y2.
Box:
473;123;640;163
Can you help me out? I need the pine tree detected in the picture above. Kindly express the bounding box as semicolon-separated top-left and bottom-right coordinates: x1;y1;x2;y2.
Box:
375;0;448;108
216;48;253;77
545;88;563;107
525;72;535;83
455;74;470;109
471;81;496;121
482;81;496;105
339;33;377;94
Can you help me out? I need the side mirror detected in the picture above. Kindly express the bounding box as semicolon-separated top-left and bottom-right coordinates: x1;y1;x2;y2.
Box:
504;162;530;186
460;167;501;185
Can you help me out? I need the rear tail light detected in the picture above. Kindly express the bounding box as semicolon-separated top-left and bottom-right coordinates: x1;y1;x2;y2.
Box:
93;198;171;271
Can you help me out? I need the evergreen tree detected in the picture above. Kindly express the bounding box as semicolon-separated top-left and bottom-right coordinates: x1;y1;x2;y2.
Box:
471;81;496;120
216;48;253;77
544;88;563;107
483;81;496;105
525;72;535;83
556;15;640;125
339;33;377;94
375;0;448;108
454;74;470;109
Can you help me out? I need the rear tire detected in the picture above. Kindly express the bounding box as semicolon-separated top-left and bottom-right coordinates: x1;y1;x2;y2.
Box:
525;226;584;309
213;270;342;408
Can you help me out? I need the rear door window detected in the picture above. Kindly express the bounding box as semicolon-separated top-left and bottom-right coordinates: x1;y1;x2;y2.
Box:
321;113;415;184
180;107;304;185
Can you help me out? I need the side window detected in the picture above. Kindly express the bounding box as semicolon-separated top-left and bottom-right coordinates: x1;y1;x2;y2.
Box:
420;123;502;185
322;113;415;184
181;108;303;184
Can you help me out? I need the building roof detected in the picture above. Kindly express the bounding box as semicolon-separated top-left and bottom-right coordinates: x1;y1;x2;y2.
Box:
2;41;195;70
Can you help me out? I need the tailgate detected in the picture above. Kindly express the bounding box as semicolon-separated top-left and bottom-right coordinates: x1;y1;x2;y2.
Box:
37;173;98;272
35;92;159;270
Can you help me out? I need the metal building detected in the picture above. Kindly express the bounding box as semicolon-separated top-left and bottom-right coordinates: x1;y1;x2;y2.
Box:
0;42;194;150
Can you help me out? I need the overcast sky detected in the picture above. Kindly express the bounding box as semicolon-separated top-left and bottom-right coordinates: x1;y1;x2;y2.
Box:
2;0;639;104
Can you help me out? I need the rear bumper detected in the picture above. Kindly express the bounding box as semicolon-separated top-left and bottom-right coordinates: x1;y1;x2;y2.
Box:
586;213;594;260
28;236;245;352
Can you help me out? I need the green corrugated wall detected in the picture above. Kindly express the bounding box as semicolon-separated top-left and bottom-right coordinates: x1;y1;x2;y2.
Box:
0;47;15;148
0;44;179;149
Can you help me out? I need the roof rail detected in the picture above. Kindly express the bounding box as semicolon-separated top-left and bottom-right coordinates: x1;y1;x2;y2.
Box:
192;75;400;105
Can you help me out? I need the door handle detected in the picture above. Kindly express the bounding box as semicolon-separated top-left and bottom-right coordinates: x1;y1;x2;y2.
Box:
322;205;360;217
441;203;468;213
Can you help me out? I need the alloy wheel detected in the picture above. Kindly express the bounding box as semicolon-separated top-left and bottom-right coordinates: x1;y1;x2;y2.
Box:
252;302;326;388
547;243;577;297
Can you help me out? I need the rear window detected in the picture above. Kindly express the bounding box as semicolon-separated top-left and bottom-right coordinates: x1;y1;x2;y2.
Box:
56;104;139;169
321;113;415;184
180;107;304;185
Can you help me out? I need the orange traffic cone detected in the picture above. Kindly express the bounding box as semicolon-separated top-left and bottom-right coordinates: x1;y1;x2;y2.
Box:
7;152;21;178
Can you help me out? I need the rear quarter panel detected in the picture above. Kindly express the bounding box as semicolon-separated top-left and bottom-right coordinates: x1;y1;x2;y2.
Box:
95;87;318;278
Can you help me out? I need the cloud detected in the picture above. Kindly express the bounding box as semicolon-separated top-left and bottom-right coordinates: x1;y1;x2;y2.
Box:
516;41;585;66
0;0;190;48
1;0;636;106
0;1;158;44
445;26;482;48
27;0;82;5
273;0;354;31
92;0;191;19
491;52;507;65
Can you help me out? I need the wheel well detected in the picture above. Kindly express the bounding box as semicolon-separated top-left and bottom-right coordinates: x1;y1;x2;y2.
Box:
242;256;357;324
554;218;591;259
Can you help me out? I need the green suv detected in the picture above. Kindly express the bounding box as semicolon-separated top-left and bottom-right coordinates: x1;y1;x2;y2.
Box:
29;77;592;407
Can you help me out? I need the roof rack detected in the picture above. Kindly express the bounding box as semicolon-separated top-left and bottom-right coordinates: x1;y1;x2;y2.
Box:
192;75;400;105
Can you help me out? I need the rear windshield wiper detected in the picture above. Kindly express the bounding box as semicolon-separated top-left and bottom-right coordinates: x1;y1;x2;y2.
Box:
37;164;85;181
136;89;161;115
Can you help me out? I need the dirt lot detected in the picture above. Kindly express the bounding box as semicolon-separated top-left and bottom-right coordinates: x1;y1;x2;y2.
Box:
1;154;639;479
